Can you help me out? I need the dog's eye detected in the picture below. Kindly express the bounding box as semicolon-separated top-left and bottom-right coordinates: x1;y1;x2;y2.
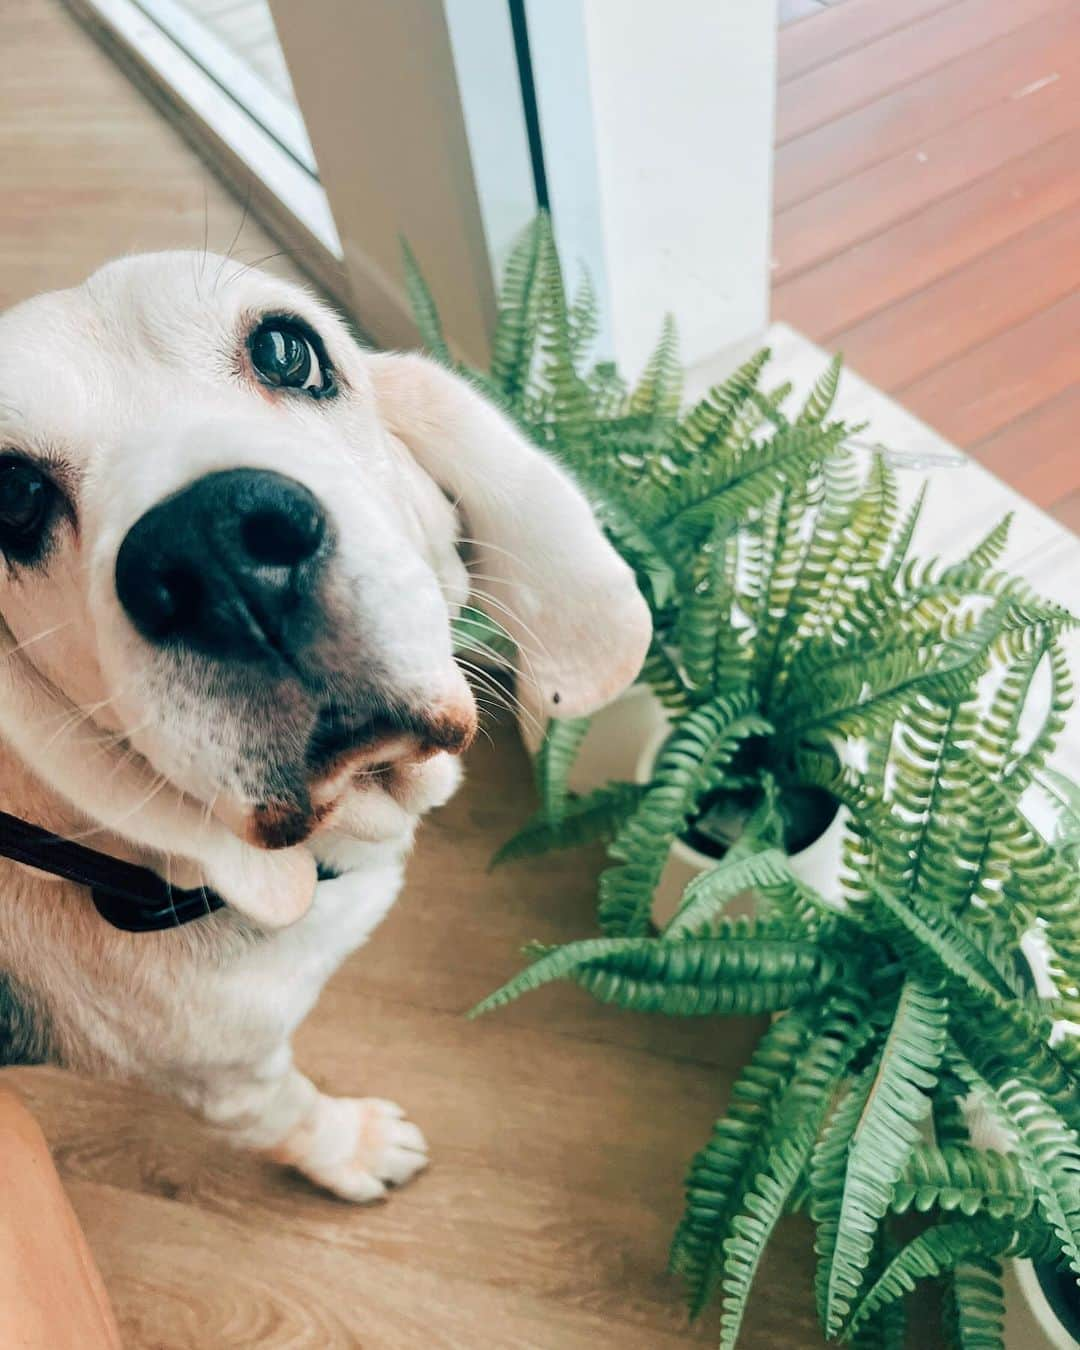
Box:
0;458;54;546
249;321;328;392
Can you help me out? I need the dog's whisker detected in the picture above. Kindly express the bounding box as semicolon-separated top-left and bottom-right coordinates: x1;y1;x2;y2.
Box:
2;620;74;660
455;658;543;736
213;186;254;293
459;584;551;667
456;535;543;581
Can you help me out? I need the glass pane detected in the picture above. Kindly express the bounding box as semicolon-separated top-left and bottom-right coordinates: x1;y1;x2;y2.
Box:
133;0;318;177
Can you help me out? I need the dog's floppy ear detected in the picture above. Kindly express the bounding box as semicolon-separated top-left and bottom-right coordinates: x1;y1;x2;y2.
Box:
369;353;651;722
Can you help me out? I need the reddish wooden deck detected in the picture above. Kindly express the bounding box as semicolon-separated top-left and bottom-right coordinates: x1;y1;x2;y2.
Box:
773;0;1080;531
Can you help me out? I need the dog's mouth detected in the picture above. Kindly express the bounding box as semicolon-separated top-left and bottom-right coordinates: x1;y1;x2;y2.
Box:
305;698;474;776
305;703;405;775
242;694;477;851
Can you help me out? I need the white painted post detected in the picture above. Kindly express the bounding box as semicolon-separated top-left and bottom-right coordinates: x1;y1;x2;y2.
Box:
526;0;778;375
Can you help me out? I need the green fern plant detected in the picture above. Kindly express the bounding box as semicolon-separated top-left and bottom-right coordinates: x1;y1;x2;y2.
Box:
408;216;1080;1348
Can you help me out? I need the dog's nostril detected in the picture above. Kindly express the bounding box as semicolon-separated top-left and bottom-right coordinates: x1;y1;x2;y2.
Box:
240;504;325;568
153;567;204;636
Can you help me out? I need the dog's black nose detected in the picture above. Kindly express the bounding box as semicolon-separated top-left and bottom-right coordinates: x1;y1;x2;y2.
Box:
115;469;330;662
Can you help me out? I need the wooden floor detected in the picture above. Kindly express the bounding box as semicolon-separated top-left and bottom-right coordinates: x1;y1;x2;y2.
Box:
773;0;1080;530
0;1;1076;1347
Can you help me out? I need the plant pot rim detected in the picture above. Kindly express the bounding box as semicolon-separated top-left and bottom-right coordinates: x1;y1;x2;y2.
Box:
1013;1259;1080;1350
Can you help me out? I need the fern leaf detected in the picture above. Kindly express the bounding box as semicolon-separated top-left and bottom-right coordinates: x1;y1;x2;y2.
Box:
640;639;693;715
884;481;927;584
944;1259;1007;1350
672;1007;813;1309
949;1049;1080;1279
963;514;1012;569
824;975;949;1334
811;1057;881;1325
469;922;846;1019
677;349;770;458
598;696;770;936
676;524;745;693
850;1229;906;1350
657;419;851;542
533;716;591;822
666;846;834;938
847;1221;1024;1338
870;882;1012;1003
629;314;681;420
400;237;452;365
892;1144;1034;1222
490;215;549;405
718;1130;819;1348
491;783;643;867
797;352;842;426
716;993;873;1347
567;270;599;368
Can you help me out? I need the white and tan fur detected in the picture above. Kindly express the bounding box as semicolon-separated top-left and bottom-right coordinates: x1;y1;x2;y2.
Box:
0;253;650;1201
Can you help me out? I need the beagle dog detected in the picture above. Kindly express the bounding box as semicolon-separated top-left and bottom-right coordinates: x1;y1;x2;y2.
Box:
0;253;649;1201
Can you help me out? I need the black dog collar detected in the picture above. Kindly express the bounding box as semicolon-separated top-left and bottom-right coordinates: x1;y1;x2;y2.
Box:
0;808;225;933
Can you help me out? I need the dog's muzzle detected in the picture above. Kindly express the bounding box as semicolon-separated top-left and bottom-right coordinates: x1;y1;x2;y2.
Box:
115;467;329;663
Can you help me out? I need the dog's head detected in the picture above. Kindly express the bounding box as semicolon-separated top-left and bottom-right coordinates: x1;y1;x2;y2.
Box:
0;252;649;919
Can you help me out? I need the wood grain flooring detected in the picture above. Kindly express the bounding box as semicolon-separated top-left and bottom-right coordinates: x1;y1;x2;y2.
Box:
774;0;1080;523
0;0;1076;1346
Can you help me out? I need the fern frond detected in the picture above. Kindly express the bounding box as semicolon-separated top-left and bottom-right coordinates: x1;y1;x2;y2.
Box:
491;783;643;867
963;514;1012;569
884;481;927;584
667;845;835;938
672;1007;814;1309
489;215;550;405
566;270;599;368
797;352;842;426
657;419;851;542
811;1056;881;1325
598;696;770;935
400;237;453;365
892;1144;1034;1222
533;716;591;822
949;1050;1080;1278
824;975;949;1334
470;922;847;1019
847;1221;1029;1339
944;1259;1007;1350
639;640;692;714
716;992;873;1348
629;314;681;420
677;348;770;459
677;525;745;693
870;882;1013;1004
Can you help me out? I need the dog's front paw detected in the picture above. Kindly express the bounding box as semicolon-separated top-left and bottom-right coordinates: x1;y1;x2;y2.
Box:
274;1096;428;1203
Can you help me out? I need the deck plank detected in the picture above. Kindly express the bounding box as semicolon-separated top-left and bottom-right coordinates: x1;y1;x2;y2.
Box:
776;0;1065;143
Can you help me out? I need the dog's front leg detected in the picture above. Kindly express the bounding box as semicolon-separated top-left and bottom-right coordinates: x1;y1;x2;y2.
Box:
180;1047;428;1203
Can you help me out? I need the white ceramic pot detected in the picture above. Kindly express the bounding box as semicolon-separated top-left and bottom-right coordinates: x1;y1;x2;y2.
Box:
634;720;850;927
